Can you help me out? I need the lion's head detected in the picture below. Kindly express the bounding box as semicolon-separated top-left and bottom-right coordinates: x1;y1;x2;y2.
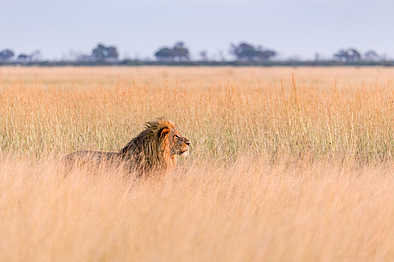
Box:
119;119;190;174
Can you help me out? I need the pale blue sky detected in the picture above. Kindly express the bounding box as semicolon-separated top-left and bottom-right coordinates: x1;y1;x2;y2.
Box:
1;0;393;59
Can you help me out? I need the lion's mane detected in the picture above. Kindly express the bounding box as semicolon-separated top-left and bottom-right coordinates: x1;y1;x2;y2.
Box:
119;119;177;173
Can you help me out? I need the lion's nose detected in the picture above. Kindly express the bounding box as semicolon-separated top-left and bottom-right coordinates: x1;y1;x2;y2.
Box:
185;139;190;146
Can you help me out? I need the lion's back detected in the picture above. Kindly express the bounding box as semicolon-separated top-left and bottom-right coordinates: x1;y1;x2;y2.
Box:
63;151;123;171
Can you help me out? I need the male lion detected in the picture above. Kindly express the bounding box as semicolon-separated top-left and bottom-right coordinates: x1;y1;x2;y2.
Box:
63;119;190;176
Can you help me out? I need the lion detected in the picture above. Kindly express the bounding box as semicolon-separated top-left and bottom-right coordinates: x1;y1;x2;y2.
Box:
63;119;190;176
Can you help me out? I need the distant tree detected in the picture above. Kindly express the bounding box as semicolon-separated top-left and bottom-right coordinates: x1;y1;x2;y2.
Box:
346;48;361;62
199;50;208;61
154;47;175;61
172;42;190;61
333;49;347;62
256;46;277;61
91;43;119;61
17;53;31;62
15;50;42;62
333;48;361;62
364;50;380;61
30;50;42;61
230;42;256;61
230;42;276;61
0;49;15;61
154;42;190;62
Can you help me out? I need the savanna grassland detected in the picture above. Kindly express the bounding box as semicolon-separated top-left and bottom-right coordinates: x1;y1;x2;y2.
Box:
0;67;393;261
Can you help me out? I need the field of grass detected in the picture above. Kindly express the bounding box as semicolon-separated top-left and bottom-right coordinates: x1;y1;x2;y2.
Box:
0;67;393;261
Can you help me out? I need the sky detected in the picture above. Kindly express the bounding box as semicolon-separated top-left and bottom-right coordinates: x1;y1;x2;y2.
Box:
1;0;393;60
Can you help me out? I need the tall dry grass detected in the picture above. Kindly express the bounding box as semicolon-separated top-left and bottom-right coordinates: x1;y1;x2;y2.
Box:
0;67;393;261
0;158;393;261
0;67;392;163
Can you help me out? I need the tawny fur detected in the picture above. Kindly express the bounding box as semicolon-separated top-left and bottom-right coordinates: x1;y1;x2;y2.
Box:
63;119;190;175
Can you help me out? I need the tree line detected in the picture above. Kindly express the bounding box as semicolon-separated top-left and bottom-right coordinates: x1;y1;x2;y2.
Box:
0;42;390;65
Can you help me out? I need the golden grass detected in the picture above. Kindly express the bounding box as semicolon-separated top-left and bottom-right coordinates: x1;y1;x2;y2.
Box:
0;67;393;261
0;158;393;261
0;67;392;163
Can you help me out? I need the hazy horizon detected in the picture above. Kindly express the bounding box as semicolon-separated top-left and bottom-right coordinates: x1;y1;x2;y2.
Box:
1;0;393;60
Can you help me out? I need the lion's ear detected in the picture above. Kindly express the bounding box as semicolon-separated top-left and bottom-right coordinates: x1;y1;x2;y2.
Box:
159;127;170;140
